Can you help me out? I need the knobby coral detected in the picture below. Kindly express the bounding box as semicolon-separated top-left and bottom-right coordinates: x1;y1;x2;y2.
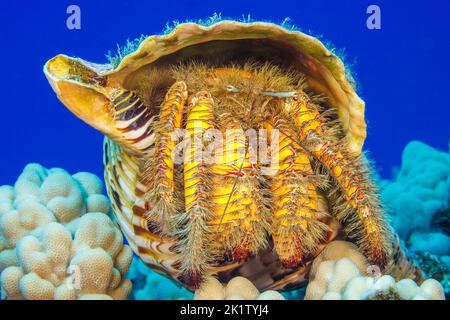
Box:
411;251;450;296
381;141;450;255
380;141;450;295
304;241;444;300
0;163;132;300
194;276;285;300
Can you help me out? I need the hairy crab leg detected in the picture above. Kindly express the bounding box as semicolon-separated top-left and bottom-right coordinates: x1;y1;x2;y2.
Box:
210;116;270;262
265;118;328;268
285;91;391;270
177;91;216;288
143;81;187;233
202;67;271;261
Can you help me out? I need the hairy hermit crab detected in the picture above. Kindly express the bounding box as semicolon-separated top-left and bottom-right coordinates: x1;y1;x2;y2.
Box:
44;20;421;290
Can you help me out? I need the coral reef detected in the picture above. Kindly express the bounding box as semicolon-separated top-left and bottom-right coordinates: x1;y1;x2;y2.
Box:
0;163;132;300
127;257;285;300
194;276;285;300
0;161;446;300
380;141;450;253
127;257;193;300
125;239;445;300
411;250;450;298
380;140;450;295
306;257;444;300
305;241;445;300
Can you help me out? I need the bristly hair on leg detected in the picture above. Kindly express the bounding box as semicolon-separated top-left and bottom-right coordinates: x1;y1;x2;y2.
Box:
235;176;272;258
266;117;329;268
142;82;187;235
312;139;392;270
208;110;272;262
177;90;216;288
275;84;392;270
166;59;391;281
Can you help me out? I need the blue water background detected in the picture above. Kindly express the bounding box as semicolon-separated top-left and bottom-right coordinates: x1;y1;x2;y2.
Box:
1;0;449;183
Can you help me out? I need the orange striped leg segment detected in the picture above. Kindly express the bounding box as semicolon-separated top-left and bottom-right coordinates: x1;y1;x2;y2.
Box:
210;118;270;262
110;89;156;156
311;142;389;267
287;92;390;269
178;91;215;288
144;81;187;231
266;119;326;268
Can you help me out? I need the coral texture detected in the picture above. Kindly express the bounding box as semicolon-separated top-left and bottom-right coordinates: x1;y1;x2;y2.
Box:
380;141;450;295
194;276;285;300
305;241;445;300
411;250;450;298
127;257;284;300
0;163;132;300
381;141;450;256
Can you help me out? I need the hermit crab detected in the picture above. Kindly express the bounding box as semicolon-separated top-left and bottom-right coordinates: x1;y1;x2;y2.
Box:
44;20;421;290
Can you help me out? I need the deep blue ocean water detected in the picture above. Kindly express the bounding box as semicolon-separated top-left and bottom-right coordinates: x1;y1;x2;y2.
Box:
1;0;449;184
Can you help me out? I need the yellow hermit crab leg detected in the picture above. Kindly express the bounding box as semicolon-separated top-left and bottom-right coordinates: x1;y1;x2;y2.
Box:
286;92;391;270
143;81;187;233
202;66;271;261
210;116;270;262
265;117;328;268
178;91;215;288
